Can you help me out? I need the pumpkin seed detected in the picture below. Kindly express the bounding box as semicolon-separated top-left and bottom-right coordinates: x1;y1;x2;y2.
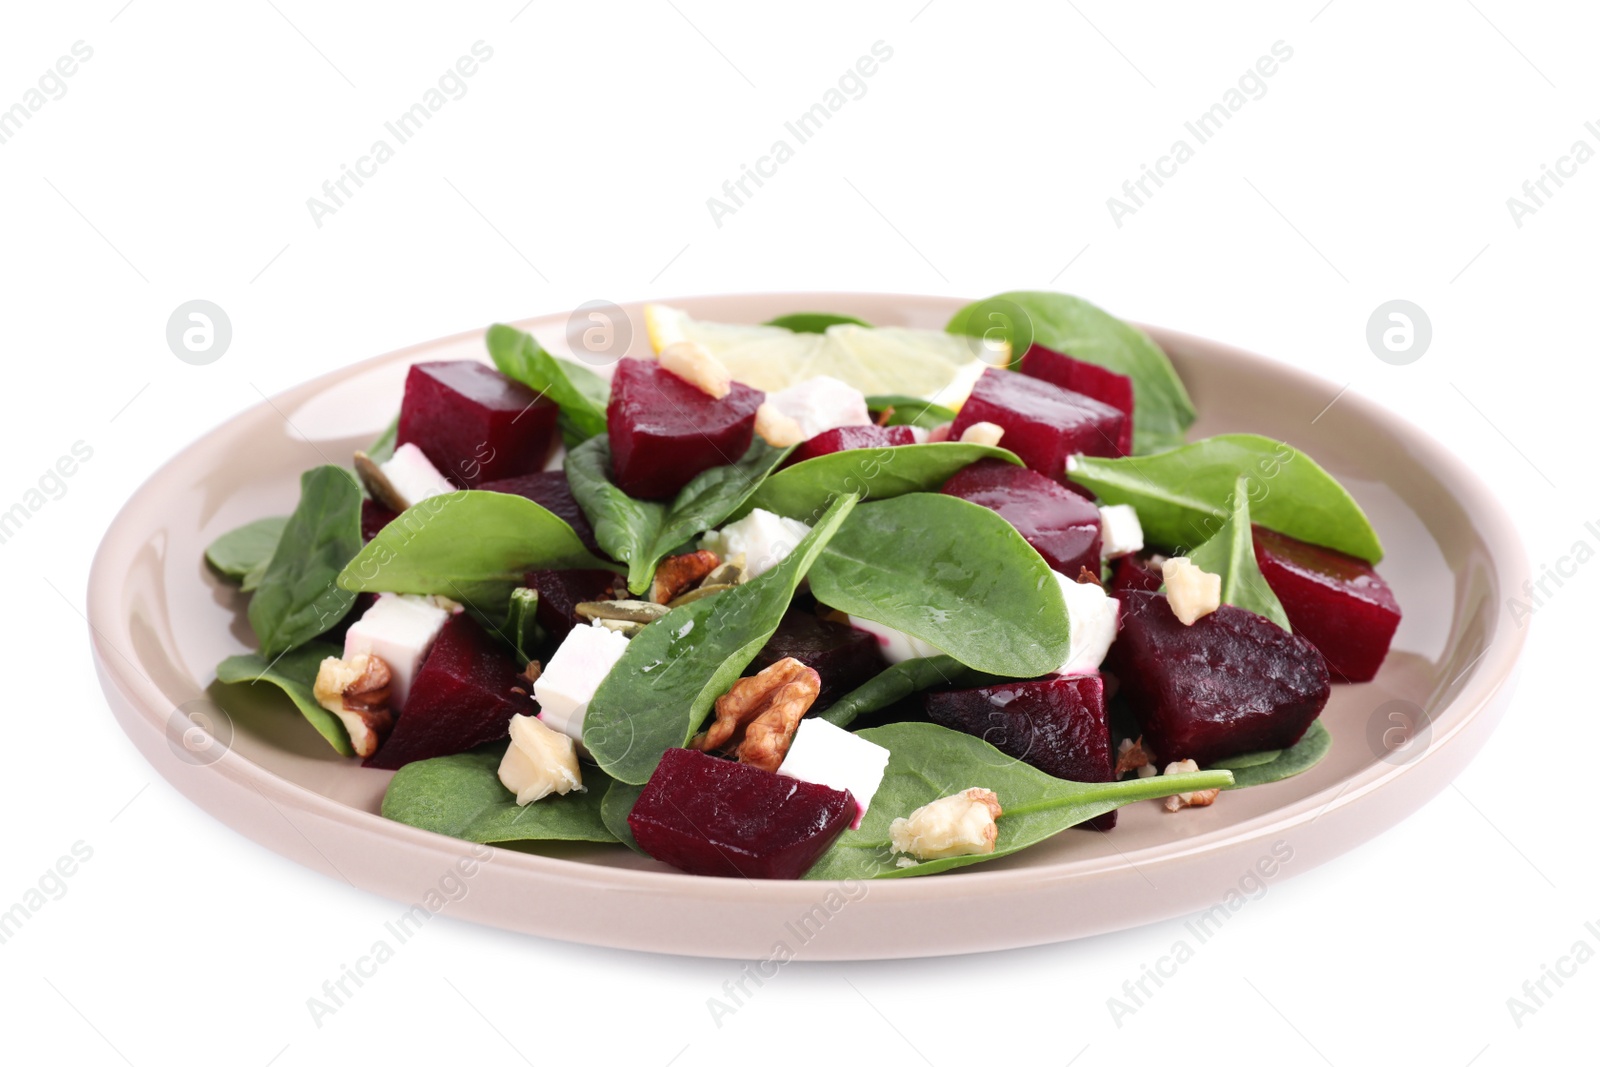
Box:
576;600;669;624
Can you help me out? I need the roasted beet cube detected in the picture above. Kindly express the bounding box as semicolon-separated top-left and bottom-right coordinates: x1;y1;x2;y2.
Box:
524;568;617;641
606;359;763;499
1110;553;1165;595
750;609;889;712
1252;526;1401;683
360;499;397;542
628;748;855;878
926;674;1118;830
941;458;1102;576
951;368;1128;482
1019;344;1135;455
397;360;559;488
1106;591;1329;766
480;471;602;557
364;613;531;770
787;424;917;467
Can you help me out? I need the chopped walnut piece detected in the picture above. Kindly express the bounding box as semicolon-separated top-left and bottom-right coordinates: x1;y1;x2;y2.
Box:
313;653;395;758
519;660;543;687
1160;758;1221;812
1115;736;1151;776
659;340;732;398
651;549;721;605
754;402;806;447
691;657;821;772
890;787;1003;862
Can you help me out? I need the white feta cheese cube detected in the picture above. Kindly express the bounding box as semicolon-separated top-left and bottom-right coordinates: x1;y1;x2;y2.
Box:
1162;557;1221;625
1099;504;1144;559
1055;571;1120;675
847;615;946;665
534;623;631;742
699;508;813;579
777;718;891;826
380;442;457;508
342;593;453;710
766;376;872;440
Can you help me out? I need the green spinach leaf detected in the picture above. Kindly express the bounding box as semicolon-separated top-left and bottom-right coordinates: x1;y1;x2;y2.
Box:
599;780;646;854
248;466;365;659
206;516;288;582
215;641;352;756
947;291;1195;453
1068;434;1383;562
1211;720;1330;788
648;439;790;565
337;490;610;617
1187;475;1291;630
820;656;998;728
765;311;871;333
381;746;617;844
742;442;1021;524
864;395;958;429
505;587;540;666
804;723;1233;879
808;494;1071;678
486;323;609;447
583;493;858;784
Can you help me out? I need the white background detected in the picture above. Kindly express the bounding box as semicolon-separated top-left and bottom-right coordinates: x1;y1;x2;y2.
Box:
2;1;1595;1064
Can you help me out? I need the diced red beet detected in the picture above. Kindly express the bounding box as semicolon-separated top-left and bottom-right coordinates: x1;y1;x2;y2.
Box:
606;359;763;499
1019;344;1135;455
1110;553;1165;595
1252;526;1401;683
951;368;1128;484
479;471;602;557
941;458;1102;576
786;424;917;467
397;361;559;489
361;499;397;542
926;674;1118;830
1106;591;1329;766
750;609;889;712
628;748;855;878
523;568;618;641
364;613;531;770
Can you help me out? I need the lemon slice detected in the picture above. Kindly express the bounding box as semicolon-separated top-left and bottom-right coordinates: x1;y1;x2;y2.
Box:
641;304;1003;403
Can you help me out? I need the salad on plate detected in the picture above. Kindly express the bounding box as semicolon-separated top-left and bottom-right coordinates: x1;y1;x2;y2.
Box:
206;292;1401;880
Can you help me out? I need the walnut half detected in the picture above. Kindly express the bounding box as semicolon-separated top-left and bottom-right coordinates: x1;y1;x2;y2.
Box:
651;549;721;605
691;657;820;772
313;653;394;758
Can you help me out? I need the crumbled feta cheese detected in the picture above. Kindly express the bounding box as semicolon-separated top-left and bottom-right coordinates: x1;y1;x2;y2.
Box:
342;593;453;710
958;421;1005;447
889;787;1002;862
1162;557;1221;625
498;713;584;804
1099;504;1144;558
700;509;813;579
765;376;872;440
534;624;632;742
1054;572;1120;674
908;426;932;444
777;718;891;826
847;615;946;664
380;442;457;508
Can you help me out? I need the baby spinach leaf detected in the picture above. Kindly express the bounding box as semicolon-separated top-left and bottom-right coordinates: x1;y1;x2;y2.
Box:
1069;434;1383;562
820;656;999;728
249;466;365;660
215;641;352;756
809;494;1071;678
505;587;540;666
865;395;958;429
599;780;647;854
367;414;400;464
1211;720;1330;789
765;311;871;333
804;722;1234;879
646;438;791;577
584;493;859;784
205;516;288;582
486;323;609;447
337;490;611;618
742;442;1021;524
1187;475;1291;630
381;746;617;844
947;291;1195;453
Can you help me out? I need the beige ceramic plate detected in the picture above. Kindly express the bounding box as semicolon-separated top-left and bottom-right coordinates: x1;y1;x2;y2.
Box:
90;293;1527;959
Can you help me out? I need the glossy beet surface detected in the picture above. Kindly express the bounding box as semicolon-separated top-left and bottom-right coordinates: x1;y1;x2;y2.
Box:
628;748;855;879
364;613;531;770
787;424;917;467
524;569;617;641
1252;526;1401;683
941;458;1102;576
926;674;1118;830
360;499;397;542
950;368;1128;481
1019;344;1135;455
397;361;559;488
1106;591;1329;766
479;471;601;557
751;609;889;712
606;359;763;499
1110;553;1165;595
